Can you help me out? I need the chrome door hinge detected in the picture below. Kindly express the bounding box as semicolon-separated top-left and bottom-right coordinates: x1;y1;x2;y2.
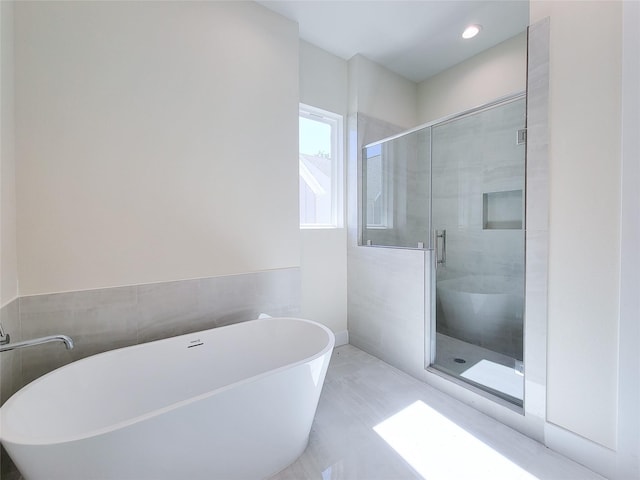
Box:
517;128;527;145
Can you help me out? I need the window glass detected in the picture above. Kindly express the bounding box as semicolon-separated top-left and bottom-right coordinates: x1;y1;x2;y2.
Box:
299;105;343;228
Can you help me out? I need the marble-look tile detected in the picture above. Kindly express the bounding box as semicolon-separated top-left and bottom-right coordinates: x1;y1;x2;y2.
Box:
438;229;484;274
481;230;525;277
0;299;21;404
136;269;301;342
18;342;76;388
252;268;301;318
10;268;301;389
271;345;602;480
0;299;20;337
197;273;259;328
196;269;301;329
522;17;550;422
19;286;139;385
525;231;549;296
525;140;549;231
524;232;549;412
136;278;207;343
525;19;550;234
348;246;427;377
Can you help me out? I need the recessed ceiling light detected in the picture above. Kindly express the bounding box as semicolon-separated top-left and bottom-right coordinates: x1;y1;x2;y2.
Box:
462;24;482;39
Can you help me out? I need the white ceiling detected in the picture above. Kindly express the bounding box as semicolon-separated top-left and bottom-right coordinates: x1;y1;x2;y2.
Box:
258;1;529;83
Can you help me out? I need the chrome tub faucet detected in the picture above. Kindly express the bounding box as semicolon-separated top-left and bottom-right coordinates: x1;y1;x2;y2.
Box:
0;324;74;353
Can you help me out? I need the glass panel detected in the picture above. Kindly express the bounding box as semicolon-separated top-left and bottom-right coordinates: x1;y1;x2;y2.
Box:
299;105;343;228
431;97;526;406
361;128;431;249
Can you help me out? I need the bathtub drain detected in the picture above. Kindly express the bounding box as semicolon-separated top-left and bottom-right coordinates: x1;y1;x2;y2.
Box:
454;358;467;364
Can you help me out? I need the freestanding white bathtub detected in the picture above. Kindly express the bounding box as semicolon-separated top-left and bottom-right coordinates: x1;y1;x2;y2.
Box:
0;317;335;480
437;275;523;357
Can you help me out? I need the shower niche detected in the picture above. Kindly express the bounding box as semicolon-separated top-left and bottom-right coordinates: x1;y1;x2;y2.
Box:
483;189;523;230
360;94;526;407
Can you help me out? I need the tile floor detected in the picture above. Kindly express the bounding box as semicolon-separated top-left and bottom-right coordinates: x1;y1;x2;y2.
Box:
270;345;602;480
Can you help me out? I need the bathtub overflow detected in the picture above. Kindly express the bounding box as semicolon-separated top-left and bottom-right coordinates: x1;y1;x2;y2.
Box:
187;339;204;348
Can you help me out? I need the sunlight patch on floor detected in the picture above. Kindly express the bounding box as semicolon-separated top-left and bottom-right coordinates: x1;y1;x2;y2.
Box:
373;400;538;480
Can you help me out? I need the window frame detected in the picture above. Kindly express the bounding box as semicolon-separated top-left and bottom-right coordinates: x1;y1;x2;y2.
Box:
299;103;344;229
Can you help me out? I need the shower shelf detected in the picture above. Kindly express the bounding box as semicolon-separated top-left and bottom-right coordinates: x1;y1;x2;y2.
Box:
483;190;523;230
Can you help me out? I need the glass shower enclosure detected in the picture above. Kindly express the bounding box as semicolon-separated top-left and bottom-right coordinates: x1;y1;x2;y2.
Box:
361;94;526;407
362;128;431;249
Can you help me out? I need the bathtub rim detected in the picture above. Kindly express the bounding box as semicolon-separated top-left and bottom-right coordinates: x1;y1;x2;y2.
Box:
0;317;335;446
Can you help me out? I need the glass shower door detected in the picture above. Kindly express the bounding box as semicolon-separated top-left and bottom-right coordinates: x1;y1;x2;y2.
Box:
430;96;526;406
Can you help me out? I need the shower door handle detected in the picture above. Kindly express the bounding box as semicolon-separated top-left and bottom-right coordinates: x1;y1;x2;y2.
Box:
434;229;446;267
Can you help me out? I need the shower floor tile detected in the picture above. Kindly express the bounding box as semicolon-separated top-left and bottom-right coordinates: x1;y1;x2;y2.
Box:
270;345;602;480
435;332;516;374
434;333;523;402
460;359;523;400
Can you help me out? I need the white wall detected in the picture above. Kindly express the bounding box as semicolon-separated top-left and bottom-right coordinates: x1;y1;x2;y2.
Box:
14;1;300;296
299;41;348;336
348;54;418;128
531;0;622;451
300;40;348;118
418;32;527;124
617;1;640;477
0;0;17;306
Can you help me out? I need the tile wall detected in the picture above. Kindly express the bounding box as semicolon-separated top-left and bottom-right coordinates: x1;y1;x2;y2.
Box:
0;304;19;479
522;17;550;425
347;113;430;379
0;300;19;405
431;99;526;278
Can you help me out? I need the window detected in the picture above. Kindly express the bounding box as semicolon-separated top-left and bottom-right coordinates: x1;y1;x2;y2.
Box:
299;104;343;228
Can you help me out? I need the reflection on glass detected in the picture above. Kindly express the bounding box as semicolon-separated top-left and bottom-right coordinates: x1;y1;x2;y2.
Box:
364;144;387;227
361;129;431;249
